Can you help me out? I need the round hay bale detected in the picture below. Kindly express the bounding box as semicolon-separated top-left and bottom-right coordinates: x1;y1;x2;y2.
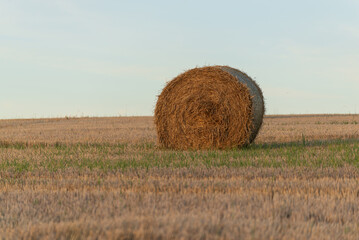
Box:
155;66;265;150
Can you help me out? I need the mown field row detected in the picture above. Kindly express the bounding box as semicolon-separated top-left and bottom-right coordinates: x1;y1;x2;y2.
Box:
1;115;359;239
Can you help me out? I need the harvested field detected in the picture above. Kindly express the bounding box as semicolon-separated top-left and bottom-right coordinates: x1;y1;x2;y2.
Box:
0;114;357;144
0;115;359;239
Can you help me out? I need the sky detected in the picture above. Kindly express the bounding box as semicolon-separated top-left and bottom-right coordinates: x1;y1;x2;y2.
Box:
1;0;359;119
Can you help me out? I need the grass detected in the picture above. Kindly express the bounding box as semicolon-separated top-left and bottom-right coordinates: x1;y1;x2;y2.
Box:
1;115;359;239
1;139;358;174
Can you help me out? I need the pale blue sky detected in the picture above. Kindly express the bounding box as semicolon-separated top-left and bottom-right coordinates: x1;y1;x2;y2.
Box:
1;0;358;119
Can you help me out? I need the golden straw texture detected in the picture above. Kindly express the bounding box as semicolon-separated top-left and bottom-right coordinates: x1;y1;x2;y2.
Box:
155;66;264;150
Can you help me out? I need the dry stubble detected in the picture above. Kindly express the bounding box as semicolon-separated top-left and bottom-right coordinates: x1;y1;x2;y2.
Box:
0;115;359;239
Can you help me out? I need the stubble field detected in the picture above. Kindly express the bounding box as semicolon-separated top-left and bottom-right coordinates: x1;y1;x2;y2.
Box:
0;114;359;239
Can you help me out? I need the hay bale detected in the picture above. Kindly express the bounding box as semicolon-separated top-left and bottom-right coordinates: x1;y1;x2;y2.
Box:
155;66;265;150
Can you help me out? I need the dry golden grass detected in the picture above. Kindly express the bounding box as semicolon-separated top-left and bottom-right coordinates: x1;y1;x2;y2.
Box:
0;114;357;144
0;114;359;239
0;116;156;144
1;168;359;239
259;114;359;143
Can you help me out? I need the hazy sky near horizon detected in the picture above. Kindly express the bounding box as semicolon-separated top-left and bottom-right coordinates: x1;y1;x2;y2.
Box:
1;0;359;119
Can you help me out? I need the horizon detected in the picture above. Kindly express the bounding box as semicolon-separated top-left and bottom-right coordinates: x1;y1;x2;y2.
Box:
1;113;359;121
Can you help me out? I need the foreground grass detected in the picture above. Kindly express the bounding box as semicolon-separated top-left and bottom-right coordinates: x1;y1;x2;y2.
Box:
2;167;359;239
1;139;359;239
